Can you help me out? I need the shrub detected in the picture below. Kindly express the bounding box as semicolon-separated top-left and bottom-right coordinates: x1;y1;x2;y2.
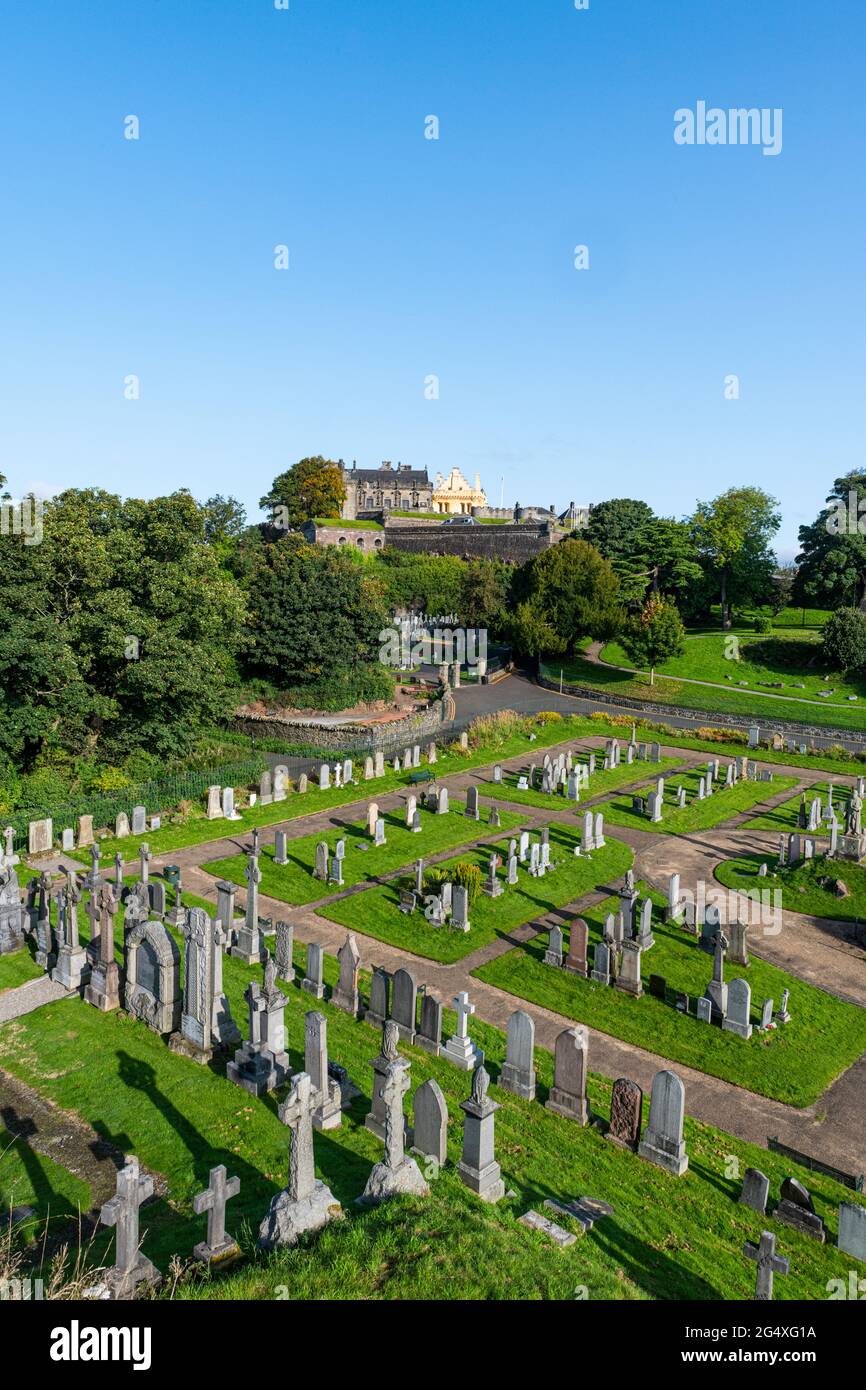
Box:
282;664;396;712
753;615;772;633
424;860;483;907
533;711;563;725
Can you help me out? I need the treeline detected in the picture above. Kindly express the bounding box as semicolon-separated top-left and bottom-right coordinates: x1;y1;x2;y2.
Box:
2;458;823;804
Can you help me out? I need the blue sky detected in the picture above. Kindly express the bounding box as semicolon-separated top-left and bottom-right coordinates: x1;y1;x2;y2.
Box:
1;0;863;559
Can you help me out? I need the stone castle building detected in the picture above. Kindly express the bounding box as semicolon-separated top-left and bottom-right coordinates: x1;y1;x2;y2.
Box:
340;461;432;519
431;467;486;515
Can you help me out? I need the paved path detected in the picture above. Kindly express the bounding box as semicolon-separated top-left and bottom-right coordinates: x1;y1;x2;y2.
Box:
0;975;76;1025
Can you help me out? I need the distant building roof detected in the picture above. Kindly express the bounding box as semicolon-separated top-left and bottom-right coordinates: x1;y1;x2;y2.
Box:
345;462;431;486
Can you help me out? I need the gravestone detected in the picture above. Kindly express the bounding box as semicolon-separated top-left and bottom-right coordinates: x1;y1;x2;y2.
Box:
99;1156;160;1299
457;1065;505;1203
739;1168;770;1215
499;1009;537;1100
544;925;564;967
273;766;288;802
304;1010;343;1130
77;814;94;847
565;918;588;977
258;1073;343;1249
374;818;386;847
465;787;480;821
616;940;643;998
193;1166;241;1268
745;1230;789;1301
274;920;295;983
226;956;291;1095
124;920;181;1035
361;1059;430;1205
28;818;53;855
606;1077;642;1150
273;830;288;866
365;967;391;1028
838;1203;866;1263
723;977;753;1039
331;933;361;1016
85;883;121;1013
222;787;241;821
391;967;418;1042
545;1026;589;1124
301;941;325;1000
452;884;471;932
412;1078;448;1168
365;1020;411;1144
437;787;449;815
637;1069;688;1176
774;1177;826;1242
131;806;146;836
416;991;442;1055
443;991;483;1070
590;941;611;985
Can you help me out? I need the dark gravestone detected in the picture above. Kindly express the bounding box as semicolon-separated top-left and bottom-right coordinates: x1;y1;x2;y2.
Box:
137;938;160;997
774;1176;826;1242
649;974;666;1000
605;1077;642;1151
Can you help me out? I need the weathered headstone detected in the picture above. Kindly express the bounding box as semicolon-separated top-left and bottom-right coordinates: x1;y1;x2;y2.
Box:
99;1156;160;1298
499;1009;537;1101
606;1077;642;1150
258;1072;343;1249
545;1026;589;1124
637;1069;688;1176
457;1065;505;1203
193;1165;241;1267
412;1078;448;1168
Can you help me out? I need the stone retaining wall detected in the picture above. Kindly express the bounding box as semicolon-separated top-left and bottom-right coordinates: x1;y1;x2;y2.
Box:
231;694;450;753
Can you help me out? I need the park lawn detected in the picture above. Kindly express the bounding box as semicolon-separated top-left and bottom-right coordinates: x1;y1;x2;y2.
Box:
472;886;866;1108
203;800;525;909
748;781;852;832
317;825;633;964
600;632;863;708
0;1127;92;1246
0;938;860;1301
600;770;799;836
481;754;683;811
555;653;866;734
714;851;866;924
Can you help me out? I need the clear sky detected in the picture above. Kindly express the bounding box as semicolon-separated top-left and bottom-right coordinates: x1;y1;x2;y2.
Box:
1;0;863;559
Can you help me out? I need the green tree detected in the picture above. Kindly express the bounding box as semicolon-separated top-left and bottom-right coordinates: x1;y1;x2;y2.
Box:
373;551;464;616
691;487;781;629
507;600;565;662
244;537;389;688
821;607;866;673
619;596;686;685
795;471;866;611
514;538;623;652
458;558;509;634
202;495;247;558
260;457;346;528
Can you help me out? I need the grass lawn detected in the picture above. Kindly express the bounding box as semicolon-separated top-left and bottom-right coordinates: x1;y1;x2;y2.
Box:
203;800;525;908
0;936;861;1301
0;941;44;994
481;753;683;811
317;824;633;963
556;652;866;734
1;1128;92;1246
601;632;863;709
747;781;853;832
472;885;866;1107
600;769;799;836
714;851;866;924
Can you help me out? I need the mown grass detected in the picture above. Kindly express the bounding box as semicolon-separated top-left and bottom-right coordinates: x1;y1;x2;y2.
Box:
747;781;853;832
0;941;44;994
481;753;683;811
203;799;525;908
557;653;866;733
0;936;862;1301
600;769;799;836
0;1128;92;1247
316;823;633;963
472;886;866;1106
714;851;866;924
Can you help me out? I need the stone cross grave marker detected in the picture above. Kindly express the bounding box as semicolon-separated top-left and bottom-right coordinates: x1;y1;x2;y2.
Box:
193;1164;241;1266
744;1230;789;1301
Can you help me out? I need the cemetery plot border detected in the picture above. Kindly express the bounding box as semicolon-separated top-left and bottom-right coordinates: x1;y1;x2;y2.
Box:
472;884;866;1108
601;772;800;836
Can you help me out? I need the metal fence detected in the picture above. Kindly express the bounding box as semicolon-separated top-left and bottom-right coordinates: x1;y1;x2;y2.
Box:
5;756;267;849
